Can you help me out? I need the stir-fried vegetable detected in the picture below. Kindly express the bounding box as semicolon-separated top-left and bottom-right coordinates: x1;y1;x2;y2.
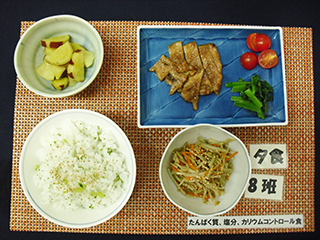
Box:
225;74;273;119
168;137;238;204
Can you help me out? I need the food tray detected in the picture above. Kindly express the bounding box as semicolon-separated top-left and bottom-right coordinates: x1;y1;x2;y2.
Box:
10;21;315;234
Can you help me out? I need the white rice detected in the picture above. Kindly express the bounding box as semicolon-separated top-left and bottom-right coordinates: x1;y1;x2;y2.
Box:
34;120;129;210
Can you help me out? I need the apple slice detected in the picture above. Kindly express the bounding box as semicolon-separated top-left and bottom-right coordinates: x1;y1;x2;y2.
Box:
71;42;95;67
68;76;78;87
51;64;66;79
67;63;74;78
83;51;95;67
52;77;69;90
71;42;86;52
45;41;74;66
69;51;85;82
41;35;70;48
36;60;54;81
44;47;55;56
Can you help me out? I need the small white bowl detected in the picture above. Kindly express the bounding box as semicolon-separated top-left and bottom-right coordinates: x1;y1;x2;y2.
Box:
19;109;136;228
159;124;251;217
14;15;104;98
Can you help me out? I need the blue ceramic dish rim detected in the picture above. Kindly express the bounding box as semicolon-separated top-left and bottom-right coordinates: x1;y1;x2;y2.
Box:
137;25;288;128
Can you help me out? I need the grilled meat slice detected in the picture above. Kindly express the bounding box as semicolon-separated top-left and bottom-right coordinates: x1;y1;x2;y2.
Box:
158;55;196;95
165;69;196;95
183;41;212;96
198;43;223;96
207;43;222;72
183;41;202;68
181;68;204;111
149;55;172;81
168;41;195;73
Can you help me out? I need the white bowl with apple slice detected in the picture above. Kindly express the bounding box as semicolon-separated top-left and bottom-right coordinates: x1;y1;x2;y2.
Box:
14;14;104;98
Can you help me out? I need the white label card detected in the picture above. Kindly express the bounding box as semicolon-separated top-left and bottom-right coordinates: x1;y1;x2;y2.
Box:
187;215;304;230
250;144;287;169
244;174;284;200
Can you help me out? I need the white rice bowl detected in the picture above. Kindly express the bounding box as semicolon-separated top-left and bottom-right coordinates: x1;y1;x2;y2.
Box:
19;109;136;228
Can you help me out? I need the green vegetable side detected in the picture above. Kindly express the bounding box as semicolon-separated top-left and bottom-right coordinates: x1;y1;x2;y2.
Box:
225;74;273;119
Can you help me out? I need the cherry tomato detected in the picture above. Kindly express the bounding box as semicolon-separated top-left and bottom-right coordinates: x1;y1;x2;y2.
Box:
258;49;279;69
246;33;271;52
246;33;258;52
240;52;258;70
255;34;271;52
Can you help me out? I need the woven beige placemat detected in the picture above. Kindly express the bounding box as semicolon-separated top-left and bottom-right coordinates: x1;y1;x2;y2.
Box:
10;21;314;234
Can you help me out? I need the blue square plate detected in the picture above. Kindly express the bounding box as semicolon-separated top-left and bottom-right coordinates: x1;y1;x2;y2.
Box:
137;26;287;128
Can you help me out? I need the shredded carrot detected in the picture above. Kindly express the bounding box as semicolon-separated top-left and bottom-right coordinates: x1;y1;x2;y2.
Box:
186;176;205;181
198;149;205;154
182;152;198;171
185;176;192;181
171;165;179;172
187;192;197;197
183;151;192;156
212;144;221;147
225;151;238;162
212;163;222;171
179;160;185;166
203;169;210;177
189;144;194;151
